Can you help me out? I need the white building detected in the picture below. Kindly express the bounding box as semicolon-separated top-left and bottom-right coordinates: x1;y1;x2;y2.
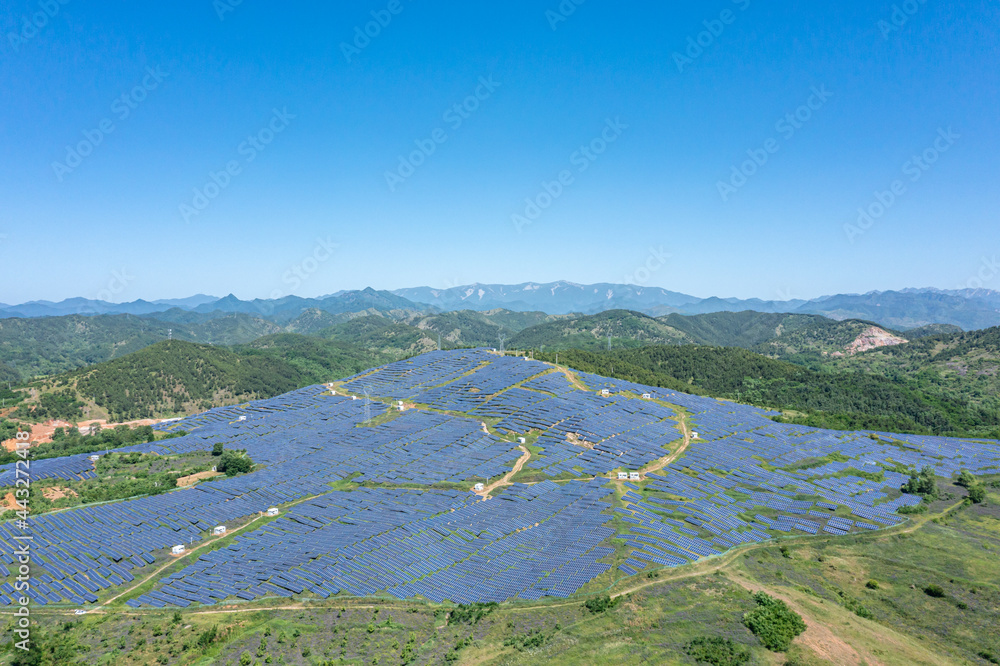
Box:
617;472;628;480
629;472;641;481
266;507;279;517
238;415;247;421
213;525;227;536
474;483;485;492
600;388;610;397
171;545;185;555
641;393;652;400
89;455;100;462
691;432;699;439
517;437;526;444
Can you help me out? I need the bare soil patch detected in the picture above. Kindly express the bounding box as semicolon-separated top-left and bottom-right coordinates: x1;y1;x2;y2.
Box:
176;470;222;487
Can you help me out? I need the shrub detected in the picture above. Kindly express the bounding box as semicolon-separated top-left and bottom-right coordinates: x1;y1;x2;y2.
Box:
979;649;999;665
684;636;751;665
447;602;498;625
584;594;621;614
956;470;976;488
967;484;986;504
865;580;879;590
924;584;945;598
212;442;224;456
742;592;806;652
503;629;547;652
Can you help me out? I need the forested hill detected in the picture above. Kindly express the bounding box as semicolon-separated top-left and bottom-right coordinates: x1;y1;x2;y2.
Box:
15;337;395;423
538;347;1000;438
0;313;282;379
508;310;698;350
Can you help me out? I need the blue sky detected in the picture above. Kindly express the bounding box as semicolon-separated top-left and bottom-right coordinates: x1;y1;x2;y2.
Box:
2;0;997;303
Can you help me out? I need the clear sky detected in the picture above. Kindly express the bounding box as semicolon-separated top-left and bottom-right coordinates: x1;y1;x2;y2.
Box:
2;1;997;304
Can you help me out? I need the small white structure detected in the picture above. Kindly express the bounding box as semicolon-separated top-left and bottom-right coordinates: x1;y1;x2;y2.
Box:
629;472;641;481
213;525;227;536
171;544;185;555
474;483;485;492
352;395;358;401
238;415;247;422
617;471;629;480
89;455;100;462
397;400;406;411
266;507;279;517
600;388;610;397
691;432;699;439
642;393;652;400
517;437;526;444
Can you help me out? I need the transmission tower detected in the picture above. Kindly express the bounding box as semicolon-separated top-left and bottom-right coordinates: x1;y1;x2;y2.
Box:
363;387;372;424
498;333;506;355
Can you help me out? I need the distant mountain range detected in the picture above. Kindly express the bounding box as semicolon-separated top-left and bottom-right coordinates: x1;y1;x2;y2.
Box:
3;282;999;331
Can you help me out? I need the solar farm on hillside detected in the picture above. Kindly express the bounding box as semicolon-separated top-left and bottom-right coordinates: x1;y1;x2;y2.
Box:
2;349;998;609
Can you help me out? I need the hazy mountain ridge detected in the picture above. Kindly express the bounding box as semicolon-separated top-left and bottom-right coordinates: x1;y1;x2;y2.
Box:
6;282;997;330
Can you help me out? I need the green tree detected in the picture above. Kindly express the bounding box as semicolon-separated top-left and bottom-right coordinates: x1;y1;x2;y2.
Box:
956;470;976;488
212;442;224;456
902;466;937;499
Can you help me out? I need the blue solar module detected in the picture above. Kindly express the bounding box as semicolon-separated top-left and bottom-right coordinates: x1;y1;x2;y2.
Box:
1;348;995;608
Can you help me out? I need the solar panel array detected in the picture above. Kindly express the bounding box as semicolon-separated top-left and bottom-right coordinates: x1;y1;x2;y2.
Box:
2;347;998;609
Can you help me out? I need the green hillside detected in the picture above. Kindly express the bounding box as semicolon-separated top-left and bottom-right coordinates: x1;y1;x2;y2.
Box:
318;317;437;356
818;326;1000;415
396;310;559;347
656;311;830;347
0;313;281;378
508;310;696;351
752;318;907;362
539;346;1000;437
905;323;964;338
234;333;397;379
14;337;388;423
